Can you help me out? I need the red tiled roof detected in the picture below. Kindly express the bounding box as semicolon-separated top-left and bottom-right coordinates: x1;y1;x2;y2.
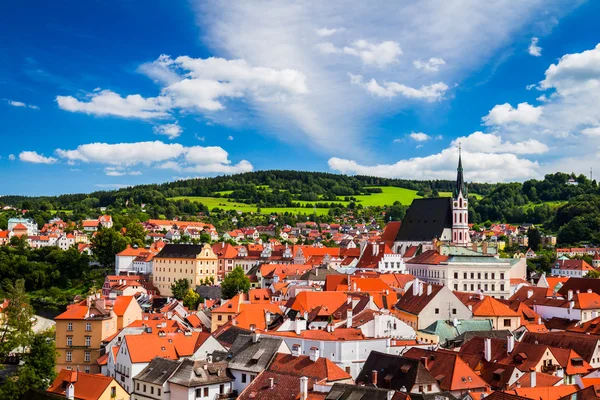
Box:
268;353;351;382
48;370;119;399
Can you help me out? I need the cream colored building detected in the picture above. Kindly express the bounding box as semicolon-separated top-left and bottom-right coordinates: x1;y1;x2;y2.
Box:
153;244;218;296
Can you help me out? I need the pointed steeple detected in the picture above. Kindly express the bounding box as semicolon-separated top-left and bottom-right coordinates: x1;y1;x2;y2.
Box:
455;144;467;197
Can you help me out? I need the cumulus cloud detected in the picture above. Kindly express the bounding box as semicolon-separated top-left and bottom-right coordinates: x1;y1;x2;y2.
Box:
539;43;600;95
581;126;600;136
56;90;172;119
528;37;542;57
57;56;308;119
315;27;346;37
19;151;58;164
317;39;402;68
328;147;540;182
55;140;253;174
8;154;15;161
482;102;543;126
452;131;549;154
350;74;449;102
153;122;183;139
413;57;446;72
409;132;430;142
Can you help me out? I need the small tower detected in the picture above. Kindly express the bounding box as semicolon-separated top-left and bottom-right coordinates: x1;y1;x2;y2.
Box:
593;252;600;269
452;145;470;246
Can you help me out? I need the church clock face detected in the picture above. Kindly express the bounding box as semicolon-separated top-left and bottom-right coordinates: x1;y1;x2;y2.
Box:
454;202;458;206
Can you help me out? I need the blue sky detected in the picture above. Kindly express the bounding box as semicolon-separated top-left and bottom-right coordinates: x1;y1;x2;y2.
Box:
2;0;600;195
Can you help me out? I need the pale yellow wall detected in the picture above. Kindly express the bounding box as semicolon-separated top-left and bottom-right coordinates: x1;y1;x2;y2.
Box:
99;381;130;400
118;300;143;330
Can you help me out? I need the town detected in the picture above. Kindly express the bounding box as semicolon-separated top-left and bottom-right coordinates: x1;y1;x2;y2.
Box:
3;153;600;400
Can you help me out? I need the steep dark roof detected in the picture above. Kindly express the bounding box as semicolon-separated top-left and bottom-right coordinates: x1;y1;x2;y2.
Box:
485;391;530;400
355;351;437;392
326;383;407;400
155;244;203;259
195;285;222;300
299;266;341;282
558;278;600;296
447;330;512;349
227;334;283;373
134;357;181;385
521;332;600;363
213;325;252;347
168;359;233;387
395;198;453;242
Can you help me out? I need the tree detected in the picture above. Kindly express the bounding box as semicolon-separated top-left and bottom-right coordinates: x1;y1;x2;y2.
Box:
183;289;201;310
91;228;127;269
221;266;250;299
171;278;190;300
0;279;33;359
527;227;542;251
125;222;146;246
586;270;600;279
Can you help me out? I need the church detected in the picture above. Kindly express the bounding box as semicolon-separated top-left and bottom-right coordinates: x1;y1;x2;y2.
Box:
393;147;471;255
390;149;526;299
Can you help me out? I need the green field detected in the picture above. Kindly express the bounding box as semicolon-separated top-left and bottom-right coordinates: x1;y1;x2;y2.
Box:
169;186;474;215
521;200;566;211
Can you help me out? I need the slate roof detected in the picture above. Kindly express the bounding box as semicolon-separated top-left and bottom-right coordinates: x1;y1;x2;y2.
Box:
213;325;252;347
155;244;203;259
299;266;341;281
168;358;233;387
195;285;222;300
325;383;406;400
134;357;180;385
395;197;453;241
355;351;437;392
227;334;283;373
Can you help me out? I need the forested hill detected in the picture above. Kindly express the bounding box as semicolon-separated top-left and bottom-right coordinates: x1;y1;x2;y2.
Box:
1;170;495;209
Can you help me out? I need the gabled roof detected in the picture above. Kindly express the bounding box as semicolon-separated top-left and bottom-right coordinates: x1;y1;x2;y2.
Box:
48;370;121;400
408;250;450;265
227;334;283;373
395;282;444;315
134;357;180;385
268;353;351;382
112;296;135;316
155;244;204;259
521;332;600;364
168;358;233;387
455;294;519;317
395;197;453;242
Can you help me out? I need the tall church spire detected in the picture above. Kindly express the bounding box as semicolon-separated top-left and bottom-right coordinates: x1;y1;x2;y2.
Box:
456;143;466;197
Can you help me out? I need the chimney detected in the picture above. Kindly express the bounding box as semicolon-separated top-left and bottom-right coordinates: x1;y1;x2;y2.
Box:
372;370;378;384
420;356;429;370
269;377;275;389
418;282;424;296
527;289;534;299
484;338;492;362
347;296;352;305
530;370;536;388
252;331;260;343
507;335;515;354
568;290;573;301
309;347;320;362
479;291;484;300
300;376;308;400
353;282;357;291
294;318;302;335
537;317;542;325
65;383;75;400
292;344;301;357
412;279;420;296
427;285;432;296
347;309;353;328
482;242;488;255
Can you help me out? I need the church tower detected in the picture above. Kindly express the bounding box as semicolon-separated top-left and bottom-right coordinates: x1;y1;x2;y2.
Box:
452;145;470;246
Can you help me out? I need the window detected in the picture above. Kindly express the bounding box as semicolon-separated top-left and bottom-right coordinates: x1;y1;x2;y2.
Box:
158;388;161;396
470;273;474;279
67;322;73;331
500;284;505;291
491;273;495;279
484;273;488;279
463;272;467;279
503;319;511;327
453;284;458;290
67;336;73;346
196;389;202;397
435;308;439;314
151;386;154;395
471;284;474;291
204;387;209;397
220;384;225;394
463;284;467;291
66;351;72;362
242;373;247;383
85;351;91;362
136;383;139;391
111;387;116;397
218;315;222;321
427;384;432;392
477;273;481;279
86;323;92;331
85;367;90;373
419;385;424;393
143;384;146;392
500;273;505;279
454;272;458;279
85;336;91;347
452;308;457;315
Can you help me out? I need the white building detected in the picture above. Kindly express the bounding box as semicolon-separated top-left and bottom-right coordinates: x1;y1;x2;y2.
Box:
8;218;38;236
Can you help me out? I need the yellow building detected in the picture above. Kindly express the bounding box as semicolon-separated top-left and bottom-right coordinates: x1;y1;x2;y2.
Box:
153;243;218;296
55;295;118;374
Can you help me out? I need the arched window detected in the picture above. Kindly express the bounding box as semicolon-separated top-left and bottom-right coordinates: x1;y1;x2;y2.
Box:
459;232;463;241
454;214;457;223
459;213;462;223
454;232;457;241
459;198;463;208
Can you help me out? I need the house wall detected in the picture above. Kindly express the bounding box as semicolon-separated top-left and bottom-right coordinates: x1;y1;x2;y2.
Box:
132;380;165;400
99;382;130;400
116;255;138;275
534;305;581;321
418;286;472;330
118;300;143;330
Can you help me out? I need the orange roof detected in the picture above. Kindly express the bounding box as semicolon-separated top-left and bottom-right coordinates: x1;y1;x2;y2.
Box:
288;291;348;315
117;245;145;257
48;370;120;399
12;223;27;230
124;331;210;363
473;296;520;317
264;327;366;341
55;300;89;320
112;296;135;316
82;220;99;227
507;385;578;400
268;353;351;382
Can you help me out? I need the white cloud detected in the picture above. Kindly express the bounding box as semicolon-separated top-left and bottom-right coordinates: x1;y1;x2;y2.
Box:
581;126;600;136
8;154;15;161
315;42;339;54
452;131;549;154
315;27;346;37
482;102;543;126
7;100;39;109
528;37;542;57
342;40;402;67
95;183;131;189
350;74;449;102
56;90;172;119
413;57;446;72
55;140;253;174
227;135;234;140
19;151;58;164
195;134;206;141
153;122;183;139
329;146;540;182
539;43;600;95
409;132;430;142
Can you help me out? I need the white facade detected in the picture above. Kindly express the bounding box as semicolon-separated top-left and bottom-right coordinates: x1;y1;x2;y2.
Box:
116;254;138;275
57;234;75;250
170;381;233;400
451;191;470;246
8;218;38;235
376;253;407;274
